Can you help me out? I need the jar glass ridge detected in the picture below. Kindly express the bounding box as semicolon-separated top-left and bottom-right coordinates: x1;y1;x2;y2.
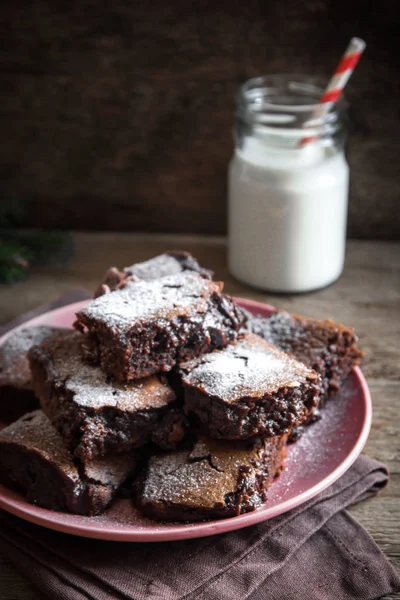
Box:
234;74;348;151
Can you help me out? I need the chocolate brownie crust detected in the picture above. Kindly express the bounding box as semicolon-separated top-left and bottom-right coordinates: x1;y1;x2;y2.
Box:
181;333;321;440
137;435;287;522
150;407;190;450
244;310;362;397
0;386;39;424
29;331;176;460
124;251;213;281
0;326;68;422
95;251;213;297
78;272;244;381
0;411;139;515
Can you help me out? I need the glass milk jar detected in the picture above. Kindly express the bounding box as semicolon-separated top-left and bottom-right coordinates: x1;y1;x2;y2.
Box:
228;75;350;293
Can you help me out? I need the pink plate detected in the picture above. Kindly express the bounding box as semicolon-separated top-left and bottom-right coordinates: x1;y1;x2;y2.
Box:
0;298;372;542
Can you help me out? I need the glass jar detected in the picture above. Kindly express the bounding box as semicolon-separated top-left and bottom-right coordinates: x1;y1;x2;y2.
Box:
228;74;350;293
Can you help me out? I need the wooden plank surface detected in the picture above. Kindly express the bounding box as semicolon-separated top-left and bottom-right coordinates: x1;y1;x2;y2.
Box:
0;233;399;599
0;1;400;238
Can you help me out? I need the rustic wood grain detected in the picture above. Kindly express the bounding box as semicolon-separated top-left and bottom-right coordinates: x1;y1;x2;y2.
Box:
0;1;399;237
0;233;399;599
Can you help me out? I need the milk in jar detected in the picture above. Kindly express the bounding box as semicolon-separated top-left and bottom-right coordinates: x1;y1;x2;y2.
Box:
228;75;350;293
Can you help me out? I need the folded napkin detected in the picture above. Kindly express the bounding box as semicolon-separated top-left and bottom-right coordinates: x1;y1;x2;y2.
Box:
0;291;399;600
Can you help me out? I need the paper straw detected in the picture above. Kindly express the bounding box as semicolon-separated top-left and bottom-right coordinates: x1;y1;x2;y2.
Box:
300;37;366;146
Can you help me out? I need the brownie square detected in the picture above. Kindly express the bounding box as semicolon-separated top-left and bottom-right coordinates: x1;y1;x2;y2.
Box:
0;326;68;423
137;434;287;522
244;310;362;398
95;250;213;297
181;332;322;440
28;331;176;461
77;272;244;381
0;411;139;515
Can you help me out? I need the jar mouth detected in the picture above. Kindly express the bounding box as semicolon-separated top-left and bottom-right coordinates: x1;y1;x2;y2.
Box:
238;74;347;129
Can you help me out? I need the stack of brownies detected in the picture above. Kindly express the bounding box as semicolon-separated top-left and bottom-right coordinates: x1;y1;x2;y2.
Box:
0;252;362;521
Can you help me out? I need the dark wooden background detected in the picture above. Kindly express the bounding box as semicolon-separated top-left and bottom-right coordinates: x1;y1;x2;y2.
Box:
1;0;399;238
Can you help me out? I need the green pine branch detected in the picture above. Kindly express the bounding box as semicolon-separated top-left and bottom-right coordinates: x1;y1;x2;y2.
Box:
0;238;32;283
0;198;74;283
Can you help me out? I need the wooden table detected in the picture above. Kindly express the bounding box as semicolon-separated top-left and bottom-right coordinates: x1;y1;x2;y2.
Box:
0;233;399;599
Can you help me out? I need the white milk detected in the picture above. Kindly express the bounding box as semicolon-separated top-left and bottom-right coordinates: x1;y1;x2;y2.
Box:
228;137;349;292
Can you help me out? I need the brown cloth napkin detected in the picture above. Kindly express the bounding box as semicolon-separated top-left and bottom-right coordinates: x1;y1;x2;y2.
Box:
1;291;399;600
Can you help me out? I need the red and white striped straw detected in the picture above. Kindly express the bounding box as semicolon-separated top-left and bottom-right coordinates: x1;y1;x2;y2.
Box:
300;37;366;146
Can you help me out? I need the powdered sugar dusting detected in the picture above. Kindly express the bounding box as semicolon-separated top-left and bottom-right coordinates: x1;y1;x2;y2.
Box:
145;457;236;509
124;254;183;279
140;436;281;511
0;367;367;533
141;445;240;509
182;333;314;403
0;326;68;389
78;272;219;329
39;332;175;411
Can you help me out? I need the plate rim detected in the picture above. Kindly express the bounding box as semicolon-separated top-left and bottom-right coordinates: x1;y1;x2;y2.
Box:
0;298;372;542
